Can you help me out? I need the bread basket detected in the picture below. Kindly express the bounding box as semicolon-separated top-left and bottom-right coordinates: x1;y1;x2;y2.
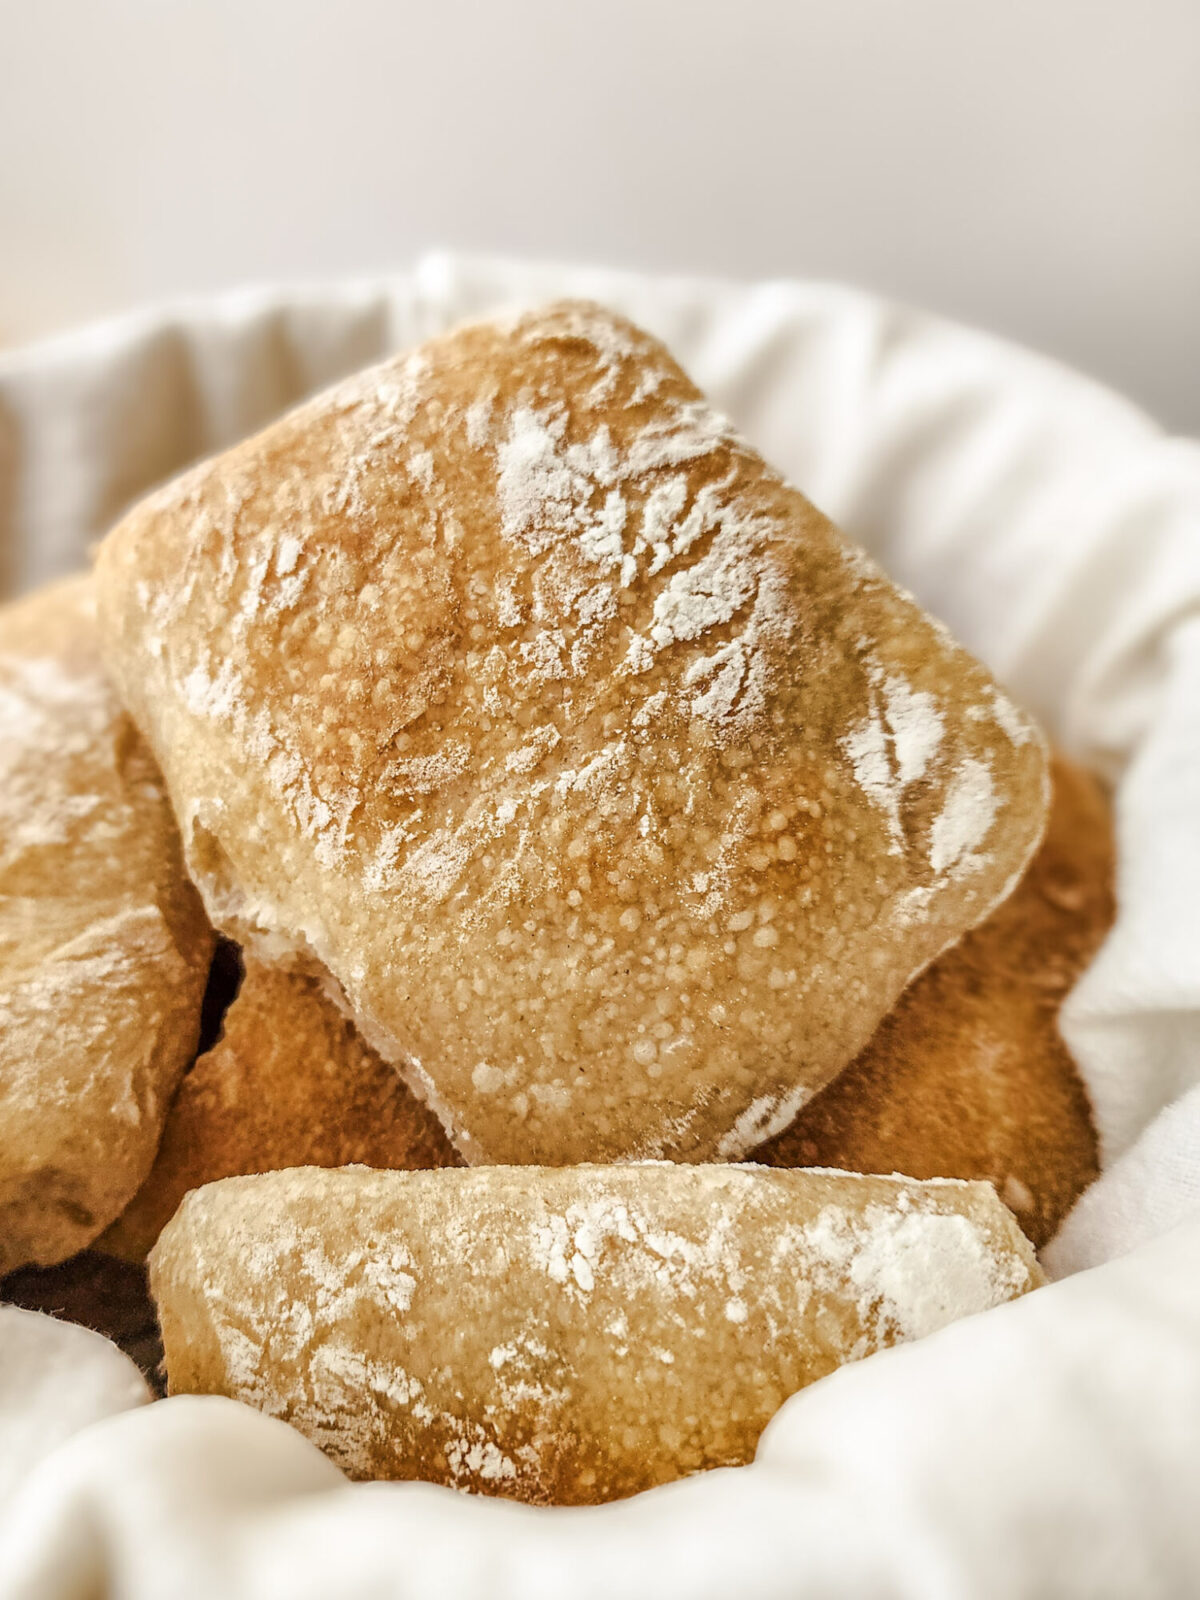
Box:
1;255;1198;1598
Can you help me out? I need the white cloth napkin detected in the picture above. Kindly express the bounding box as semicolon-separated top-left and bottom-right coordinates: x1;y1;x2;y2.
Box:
1;254;1198;1597
4;1220;1198;1600
1044;1083;1200;1277
0;1307;148;1506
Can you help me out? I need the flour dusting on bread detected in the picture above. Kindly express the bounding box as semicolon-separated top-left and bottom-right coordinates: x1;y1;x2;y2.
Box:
96;300;1049;1166
0;577;212;1273
150;1164;1042;1501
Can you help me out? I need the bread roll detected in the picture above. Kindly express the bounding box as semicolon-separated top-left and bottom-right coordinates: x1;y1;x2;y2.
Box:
756;756;1111;1247
97;301;1048;1165
102;956;460;1260
150;1163;1041;1504
0;576;213;1273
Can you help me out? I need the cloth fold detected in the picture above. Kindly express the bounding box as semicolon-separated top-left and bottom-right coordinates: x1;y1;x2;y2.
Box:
0;1306;149;1506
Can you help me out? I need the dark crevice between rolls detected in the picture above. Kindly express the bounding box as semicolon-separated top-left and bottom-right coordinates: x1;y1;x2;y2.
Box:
1;1251;166;1396
194;937;245;1059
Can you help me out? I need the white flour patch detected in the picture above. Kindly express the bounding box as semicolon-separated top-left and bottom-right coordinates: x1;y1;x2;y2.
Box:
883;677;944;786
843;671;947;850
385;742;471;796
799;1203;1023;1342
715;1083;814;1159
929;757;999;874
496;409;620;560
988;686;1036;747
843;706;897;834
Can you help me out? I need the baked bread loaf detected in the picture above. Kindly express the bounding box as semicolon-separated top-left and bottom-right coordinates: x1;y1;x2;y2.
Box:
150;1163;1042;1504
0;576;213;1274
96;301;1049;1165
102;956;460;1261
755;755;1111;1247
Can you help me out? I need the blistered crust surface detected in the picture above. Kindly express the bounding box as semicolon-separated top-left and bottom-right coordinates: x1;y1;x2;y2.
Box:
150;1163;1041;1504
97;302;1049;1164
757;756;1110;1247
0;576;214;1273
103;956;460;1260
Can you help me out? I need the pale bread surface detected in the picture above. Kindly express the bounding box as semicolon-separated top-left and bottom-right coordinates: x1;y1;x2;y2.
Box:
0;576;213;1272
150;1163;1042;1504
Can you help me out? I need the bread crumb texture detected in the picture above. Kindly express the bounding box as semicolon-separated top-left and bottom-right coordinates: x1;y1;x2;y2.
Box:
0;576;213;1273
150;1163;1042;1503
97;301;1048;1164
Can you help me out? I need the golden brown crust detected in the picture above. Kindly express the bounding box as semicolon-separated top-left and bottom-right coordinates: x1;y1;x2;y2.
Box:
150;1164;1042;1504
0;576;214;1273
97;301;1049;1166
756;755;1111;1247
102;956;460;1260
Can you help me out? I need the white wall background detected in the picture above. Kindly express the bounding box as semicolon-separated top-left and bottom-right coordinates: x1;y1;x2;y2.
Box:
2;0;1198;430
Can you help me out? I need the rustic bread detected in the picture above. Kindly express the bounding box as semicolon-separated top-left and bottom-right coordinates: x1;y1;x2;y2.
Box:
0;576;213;1272
96;302;1049;1164
150;1163;1041;1503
